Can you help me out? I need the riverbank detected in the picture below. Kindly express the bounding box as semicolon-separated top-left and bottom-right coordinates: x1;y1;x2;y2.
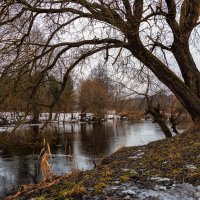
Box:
6;131;200;200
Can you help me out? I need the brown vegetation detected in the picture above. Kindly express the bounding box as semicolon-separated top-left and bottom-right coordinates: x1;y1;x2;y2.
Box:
6;130;200;200
0;1;199;126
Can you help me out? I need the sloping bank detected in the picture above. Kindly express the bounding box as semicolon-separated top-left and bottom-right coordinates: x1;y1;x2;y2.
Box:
6;131;200;200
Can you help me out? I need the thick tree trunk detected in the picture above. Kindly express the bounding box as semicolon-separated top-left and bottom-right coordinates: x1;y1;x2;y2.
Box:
156;119;173;138
146;105;173;138
128;37;200;123
32;110;39;124
171;40;200;97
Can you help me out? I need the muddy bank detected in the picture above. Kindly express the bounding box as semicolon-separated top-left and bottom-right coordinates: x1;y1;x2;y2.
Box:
6;131;200;200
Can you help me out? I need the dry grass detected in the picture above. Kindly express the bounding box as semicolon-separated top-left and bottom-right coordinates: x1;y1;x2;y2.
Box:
6;130;200;200
0;131;35;145
39;139;54;181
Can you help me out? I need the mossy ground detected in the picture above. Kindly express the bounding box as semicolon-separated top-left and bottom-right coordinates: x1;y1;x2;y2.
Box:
7;131;200;200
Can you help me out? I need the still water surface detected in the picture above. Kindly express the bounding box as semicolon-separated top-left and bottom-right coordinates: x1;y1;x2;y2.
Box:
0;121;164;198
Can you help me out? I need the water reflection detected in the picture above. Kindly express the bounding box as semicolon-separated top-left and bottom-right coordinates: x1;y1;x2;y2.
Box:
0;121;164;198
79;123;113;157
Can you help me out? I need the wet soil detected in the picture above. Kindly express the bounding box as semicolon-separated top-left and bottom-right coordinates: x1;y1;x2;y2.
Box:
6;131;200;200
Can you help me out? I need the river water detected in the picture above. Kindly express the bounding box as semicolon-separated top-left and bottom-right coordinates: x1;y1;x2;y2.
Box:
0;121;164;198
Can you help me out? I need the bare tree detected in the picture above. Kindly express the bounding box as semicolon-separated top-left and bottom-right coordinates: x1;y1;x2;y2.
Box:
78;79;109;120
0;1;200;129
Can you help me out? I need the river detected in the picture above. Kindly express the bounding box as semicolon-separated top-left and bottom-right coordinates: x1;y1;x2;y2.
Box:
0;121;164;198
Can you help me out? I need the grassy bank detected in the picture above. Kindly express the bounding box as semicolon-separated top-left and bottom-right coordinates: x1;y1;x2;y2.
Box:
6;131;200;200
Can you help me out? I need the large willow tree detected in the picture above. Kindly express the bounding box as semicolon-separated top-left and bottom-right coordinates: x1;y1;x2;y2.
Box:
0;0;200;124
